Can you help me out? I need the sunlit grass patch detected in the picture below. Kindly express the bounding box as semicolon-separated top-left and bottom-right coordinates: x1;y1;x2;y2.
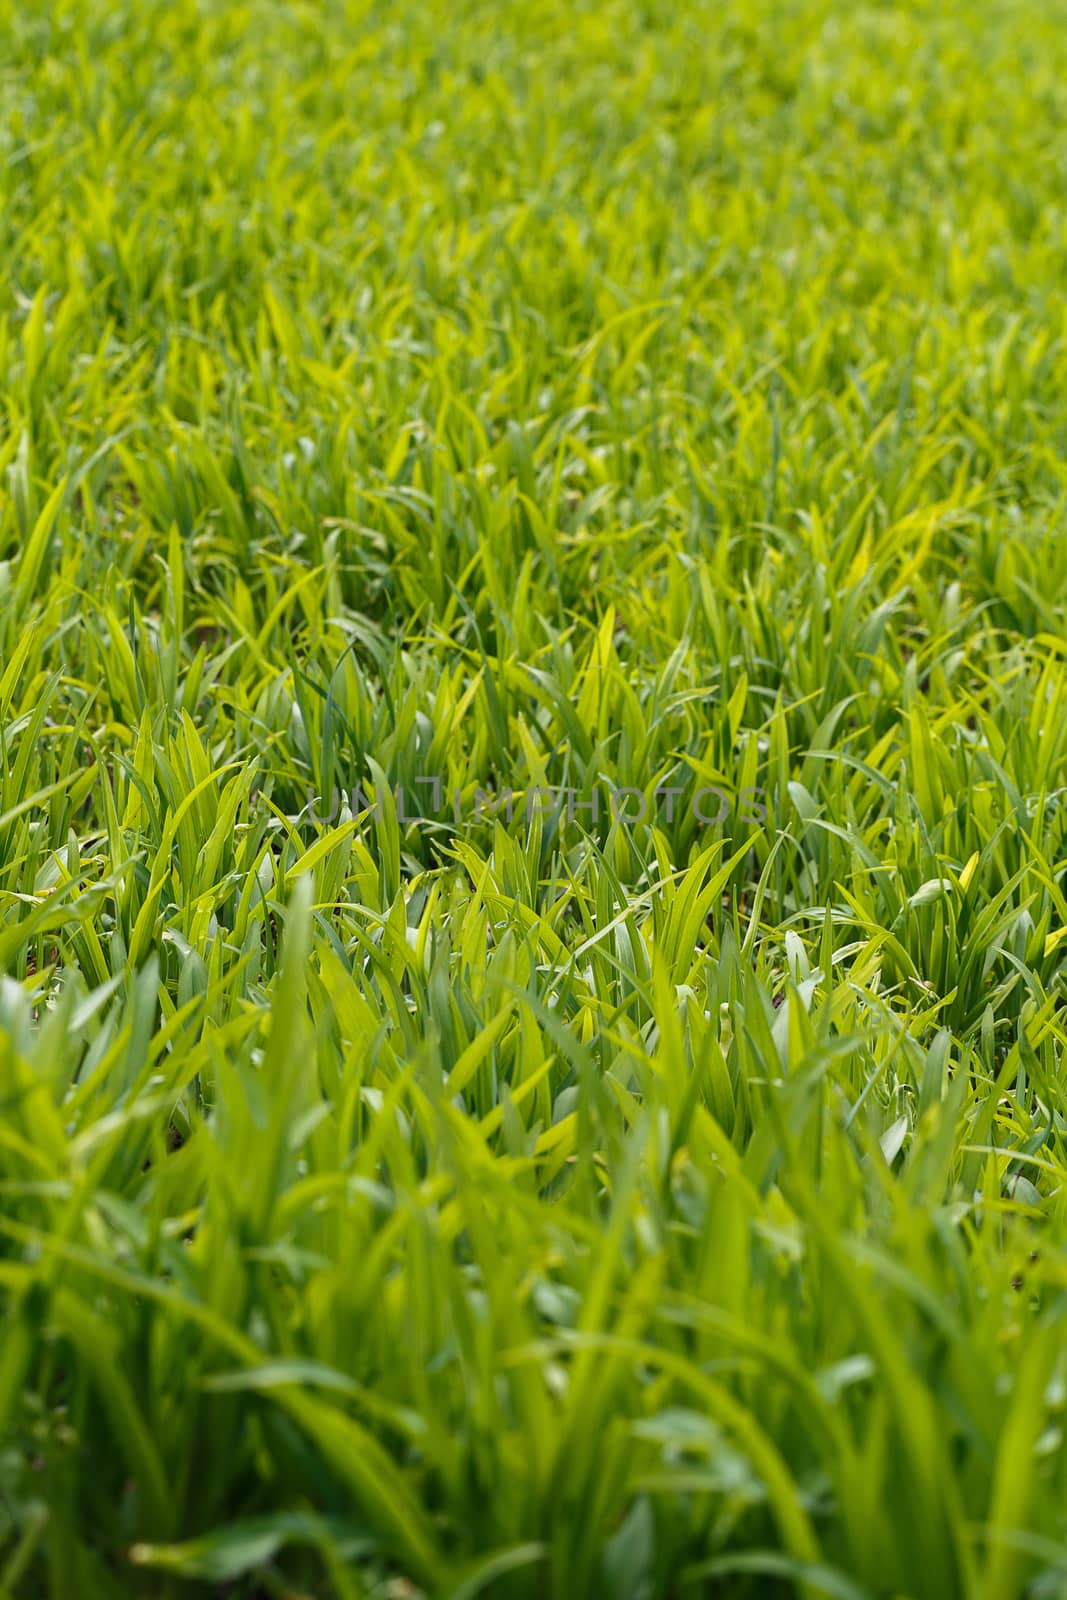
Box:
2;0;1067;1595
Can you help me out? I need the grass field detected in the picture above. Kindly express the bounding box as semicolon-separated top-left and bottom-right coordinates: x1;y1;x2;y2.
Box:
3;0;1067;1594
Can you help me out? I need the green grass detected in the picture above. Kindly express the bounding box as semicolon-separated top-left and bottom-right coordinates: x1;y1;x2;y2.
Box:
3;0;1067;1594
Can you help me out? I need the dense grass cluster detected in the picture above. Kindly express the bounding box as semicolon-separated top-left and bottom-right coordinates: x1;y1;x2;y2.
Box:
3;0;1067;1594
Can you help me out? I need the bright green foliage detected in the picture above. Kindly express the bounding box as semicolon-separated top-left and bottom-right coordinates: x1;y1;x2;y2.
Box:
3;0;1067;1595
